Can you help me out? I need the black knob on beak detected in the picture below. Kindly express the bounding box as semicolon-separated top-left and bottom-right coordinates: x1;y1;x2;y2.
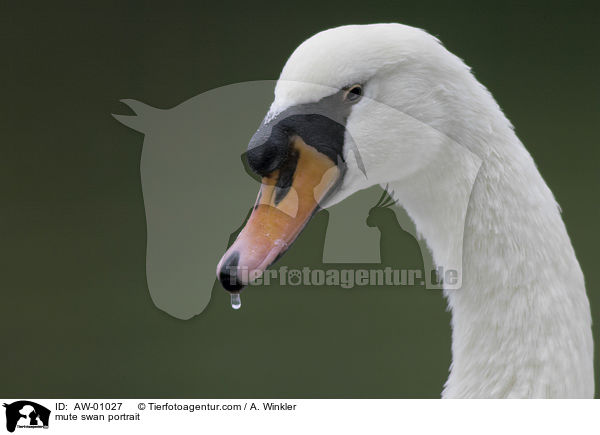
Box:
246;124;290;176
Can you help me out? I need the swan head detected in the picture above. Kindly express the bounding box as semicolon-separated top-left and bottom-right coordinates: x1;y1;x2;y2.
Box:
217;23;482;292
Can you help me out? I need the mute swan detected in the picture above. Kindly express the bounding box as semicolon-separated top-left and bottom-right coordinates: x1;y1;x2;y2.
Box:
216;23;594;398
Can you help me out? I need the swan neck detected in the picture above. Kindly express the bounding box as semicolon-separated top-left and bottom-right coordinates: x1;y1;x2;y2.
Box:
388;126;593;398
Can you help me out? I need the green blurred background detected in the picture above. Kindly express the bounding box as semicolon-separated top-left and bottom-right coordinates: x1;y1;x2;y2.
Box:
1;1;598;398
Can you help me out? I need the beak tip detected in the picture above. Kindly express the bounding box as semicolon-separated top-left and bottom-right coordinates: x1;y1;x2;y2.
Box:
219;277;245;293
217;251;246;293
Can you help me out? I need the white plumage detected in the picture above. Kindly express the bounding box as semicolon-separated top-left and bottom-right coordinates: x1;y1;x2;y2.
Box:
269;23;594;398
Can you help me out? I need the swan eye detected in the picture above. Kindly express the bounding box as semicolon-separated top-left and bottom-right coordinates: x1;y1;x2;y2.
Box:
344;84;363;103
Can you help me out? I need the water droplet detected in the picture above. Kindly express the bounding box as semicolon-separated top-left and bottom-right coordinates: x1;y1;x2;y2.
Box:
231;293;241;310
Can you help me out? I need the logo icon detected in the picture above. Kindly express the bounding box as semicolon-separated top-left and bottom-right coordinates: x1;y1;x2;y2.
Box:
3;401;50;433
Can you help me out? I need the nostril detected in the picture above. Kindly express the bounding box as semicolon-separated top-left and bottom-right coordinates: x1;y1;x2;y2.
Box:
218;252;245;293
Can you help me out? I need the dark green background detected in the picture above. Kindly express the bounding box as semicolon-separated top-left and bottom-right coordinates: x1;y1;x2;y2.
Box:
2;1;598;398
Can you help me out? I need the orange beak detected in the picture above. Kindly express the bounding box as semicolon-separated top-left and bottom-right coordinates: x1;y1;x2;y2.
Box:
216;136;341;291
